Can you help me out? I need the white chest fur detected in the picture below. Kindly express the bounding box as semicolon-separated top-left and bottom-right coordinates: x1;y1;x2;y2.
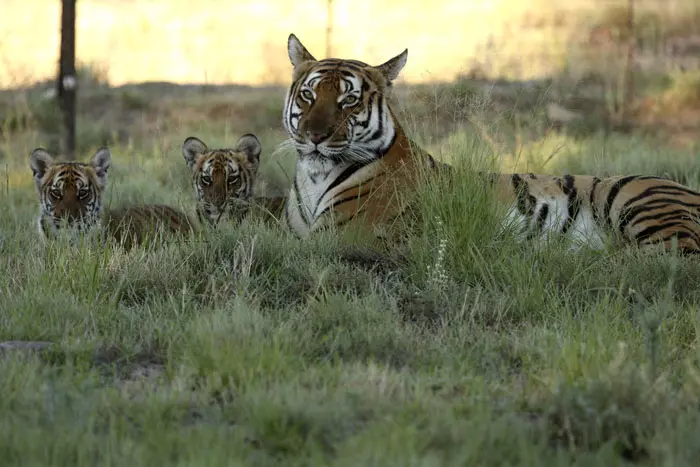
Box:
286;156;364;236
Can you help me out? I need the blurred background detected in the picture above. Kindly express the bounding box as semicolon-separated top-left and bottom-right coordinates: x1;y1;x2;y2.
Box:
3;0;699;85
0;0;699;188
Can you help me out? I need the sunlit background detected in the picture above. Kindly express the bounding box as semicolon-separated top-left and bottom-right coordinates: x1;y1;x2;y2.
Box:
3;0;698;87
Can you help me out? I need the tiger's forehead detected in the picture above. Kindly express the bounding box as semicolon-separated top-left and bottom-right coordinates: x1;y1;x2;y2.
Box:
196;150;247;171
302;61;375;91
42;163;95;187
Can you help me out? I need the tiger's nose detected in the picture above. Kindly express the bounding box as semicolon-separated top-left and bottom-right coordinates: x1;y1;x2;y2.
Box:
306;131;328;145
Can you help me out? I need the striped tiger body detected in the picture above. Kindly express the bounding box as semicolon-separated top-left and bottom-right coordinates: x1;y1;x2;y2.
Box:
103;204;196;250
488;172;700;253
282;34;441;240
280;35;700;254
30;147;195;247
182;134;284;226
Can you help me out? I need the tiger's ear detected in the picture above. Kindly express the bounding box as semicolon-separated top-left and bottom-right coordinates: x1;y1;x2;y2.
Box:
374;49;408;82
91;147;111;189
236;133;262;168
288;33;317;68
182;136;208;170
29;148;54;184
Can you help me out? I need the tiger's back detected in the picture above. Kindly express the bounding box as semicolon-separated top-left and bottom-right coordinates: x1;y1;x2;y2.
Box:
490;172;700;253
104;204;197;249
281;33;700;254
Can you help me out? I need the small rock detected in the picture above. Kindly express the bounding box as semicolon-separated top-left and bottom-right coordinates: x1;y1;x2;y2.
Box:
546;102;583;124
0;341;53;351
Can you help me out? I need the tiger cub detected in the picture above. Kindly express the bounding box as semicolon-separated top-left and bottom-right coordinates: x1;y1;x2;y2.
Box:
181;134;285;227
30;147;195;248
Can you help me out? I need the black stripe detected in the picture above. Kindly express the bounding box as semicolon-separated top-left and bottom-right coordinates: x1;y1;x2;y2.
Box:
331;173;382;201
321;189;372;216
313;163;366;217
604;175;640;229
527;204;549;240
631;208;694;225
622;184;700;210
621;198;700;228
560;175;581;234
635;221;690;243
293;177;310;226
318;208;368;232
368;94;385;141
637;175;672;181
356;92;375;132
642;230;700;252
324;163;365;194
590;176;602;224
511;174;536;216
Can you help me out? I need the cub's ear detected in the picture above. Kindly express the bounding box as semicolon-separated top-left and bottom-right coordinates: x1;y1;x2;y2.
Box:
182;136;208;169
91;147;111;189
374;49;408;82
236;133;262;167
29;148;54;183
288;33;317;68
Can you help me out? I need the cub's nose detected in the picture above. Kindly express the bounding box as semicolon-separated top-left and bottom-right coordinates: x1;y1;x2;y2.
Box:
306;131;328;144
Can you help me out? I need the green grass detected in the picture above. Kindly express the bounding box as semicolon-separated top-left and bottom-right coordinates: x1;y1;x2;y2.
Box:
3;83;700;466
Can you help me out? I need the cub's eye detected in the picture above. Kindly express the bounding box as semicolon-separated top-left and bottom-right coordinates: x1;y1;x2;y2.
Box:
301;90;314;101
200;175;212;185
343;95;358;106
77;188;90;200
49;188;62;200
227;175;239;185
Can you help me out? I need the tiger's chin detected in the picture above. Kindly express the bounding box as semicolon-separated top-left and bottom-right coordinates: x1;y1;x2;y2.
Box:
200;204;250;227
38;215;103;246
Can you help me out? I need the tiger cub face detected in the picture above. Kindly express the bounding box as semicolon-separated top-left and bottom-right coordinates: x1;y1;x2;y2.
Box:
182;134;262;227
283;33;408;162
29;147;111;241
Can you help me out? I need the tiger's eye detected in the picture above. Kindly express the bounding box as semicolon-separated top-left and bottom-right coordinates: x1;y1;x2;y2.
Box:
301;90;314;101
343;95;358;106
200;175;212;185
77;188;90;199
50;189;62;200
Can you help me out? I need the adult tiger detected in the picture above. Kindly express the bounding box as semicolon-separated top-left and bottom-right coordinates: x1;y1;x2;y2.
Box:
490;172;700;254
30;147;195;248
181;134;285;227
282;33;442;242
282;33;700;254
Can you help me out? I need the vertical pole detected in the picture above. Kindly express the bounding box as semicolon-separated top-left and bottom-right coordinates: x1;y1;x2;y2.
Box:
325;0;333;58
621;0;635;127
58;0;77;158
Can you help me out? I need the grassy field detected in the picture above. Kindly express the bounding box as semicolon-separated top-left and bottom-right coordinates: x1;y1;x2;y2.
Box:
2;62;700;465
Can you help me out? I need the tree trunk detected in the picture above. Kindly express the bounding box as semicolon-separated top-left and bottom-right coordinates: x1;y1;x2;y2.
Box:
58;0;77;158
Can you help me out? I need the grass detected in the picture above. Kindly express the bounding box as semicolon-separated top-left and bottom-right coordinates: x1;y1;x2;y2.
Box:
2;64;700;465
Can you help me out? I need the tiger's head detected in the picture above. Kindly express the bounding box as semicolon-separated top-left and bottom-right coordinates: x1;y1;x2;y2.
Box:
283;33;408;163
29;147;111;241
182;134;262;227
